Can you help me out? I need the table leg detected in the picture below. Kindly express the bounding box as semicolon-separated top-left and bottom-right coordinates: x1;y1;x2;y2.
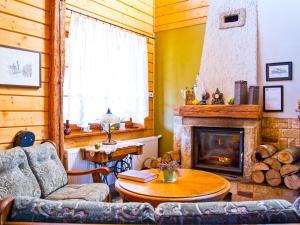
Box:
113;154;132;178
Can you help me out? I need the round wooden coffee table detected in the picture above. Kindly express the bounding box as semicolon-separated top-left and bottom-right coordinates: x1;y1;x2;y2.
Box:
115;169;230;207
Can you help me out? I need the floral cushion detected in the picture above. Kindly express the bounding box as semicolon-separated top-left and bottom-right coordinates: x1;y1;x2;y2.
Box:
23;142;68;197
10;196;156;224
155;200;300;225
46;183;109;202
0;147;41;199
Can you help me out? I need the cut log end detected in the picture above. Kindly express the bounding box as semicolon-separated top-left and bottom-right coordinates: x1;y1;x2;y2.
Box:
278;146;300;164
252;162;269;171
280;163;300;177
254;144;278;161
251;170;265;184
265;169;282;186
263;158;282;171
284;173;300;190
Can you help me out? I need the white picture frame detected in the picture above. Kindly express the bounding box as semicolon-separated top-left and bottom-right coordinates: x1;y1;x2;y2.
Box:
0;45;41;88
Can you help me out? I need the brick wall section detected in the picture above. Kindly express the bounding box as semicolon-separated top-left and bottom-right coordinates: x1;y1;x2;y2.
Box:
230;117;300;204
262;117;300;149
230;181;299;203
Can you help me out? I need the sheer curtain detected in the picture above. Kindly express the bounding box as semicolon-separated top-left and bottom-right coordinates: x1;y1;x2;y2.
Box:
64;14;148;126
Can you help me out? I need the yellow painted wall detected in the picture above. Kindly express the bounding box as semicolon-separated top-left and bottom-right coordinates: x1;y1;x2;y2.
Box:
155;24;206;155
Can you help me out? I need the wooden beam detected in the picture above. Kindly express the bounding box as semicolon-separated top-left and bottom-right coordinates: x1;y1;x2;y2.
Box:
49;0;65;159
59;0;66;160
174;105;263;119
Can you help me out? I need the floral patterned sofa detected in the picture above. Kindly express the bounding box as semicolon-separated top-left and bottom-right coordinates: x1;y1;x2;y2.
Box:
0;196;299;224
0;141;110;202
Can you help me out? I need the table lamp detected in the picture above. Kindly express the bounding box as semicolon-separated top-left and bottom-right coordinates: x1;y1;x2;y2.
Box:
99;108;120;145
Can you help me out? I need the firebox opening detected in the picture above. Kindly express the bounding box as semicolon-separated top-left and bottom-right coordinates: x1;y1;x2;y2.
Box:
192;127;244;176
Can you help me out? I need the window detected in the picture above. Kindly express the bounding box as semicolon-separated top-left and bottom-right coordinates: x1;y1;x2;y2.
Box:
64;14;149;127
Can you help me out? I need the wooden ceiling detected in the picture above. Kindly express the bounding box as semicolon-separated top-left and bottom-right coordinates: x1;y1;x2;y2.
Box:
155;0;208;32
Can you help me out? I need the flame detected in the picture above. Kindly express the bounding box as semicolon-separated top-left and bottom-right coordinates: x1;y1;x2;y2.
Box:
210;155;231;163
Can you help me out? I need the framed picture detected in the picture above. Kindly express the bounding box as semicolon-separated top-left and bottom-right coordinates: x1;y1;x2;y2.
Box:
0;45;41;88
266;62;292;81
263;86;283;112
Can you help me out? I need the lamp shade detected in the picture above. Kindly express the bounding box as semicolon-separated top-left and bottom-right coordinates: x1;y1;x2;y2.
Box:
99;108;120;124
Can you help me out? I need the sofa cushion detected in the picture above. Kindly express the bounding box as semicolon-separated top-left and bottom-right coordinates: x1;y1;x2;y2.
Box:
10;196;156;224
46;183;109;202
293;196;300;215
155;200;300;225
23;142;68;197
0;147;41;199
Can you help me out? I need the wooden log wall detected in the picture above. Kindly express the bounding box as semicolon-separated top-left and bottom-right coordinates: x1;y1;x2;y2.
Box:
64;0;155;149
155;0;208;32
0;0;50;150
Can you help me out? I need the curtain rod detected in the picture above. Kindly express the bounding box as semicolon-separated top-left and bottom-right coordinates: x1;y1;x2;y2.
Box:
66;8;154;39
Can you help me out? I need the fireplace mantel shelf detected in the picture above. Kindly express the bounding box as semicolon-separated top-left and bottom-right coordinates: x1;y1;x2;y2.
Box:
174;105;263;119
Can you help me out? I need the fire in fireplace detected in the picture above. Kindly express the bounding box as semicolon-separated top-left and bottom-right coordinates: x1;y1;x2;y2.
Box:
192;127;244;176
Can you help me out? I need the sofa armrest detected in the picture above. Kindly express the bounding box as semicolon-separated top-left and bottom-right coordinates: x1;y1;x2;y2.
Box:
41;140;57;149
0;197;15;224
67;167;110;183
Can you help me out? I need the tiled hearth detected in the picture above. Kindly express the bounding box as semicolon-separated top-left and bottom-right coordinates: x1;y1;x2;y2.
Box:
174;105;299;203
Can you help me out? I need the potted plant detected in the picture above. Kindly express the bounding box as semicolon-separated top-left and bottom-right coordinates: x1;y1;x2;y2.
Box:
159;160;180;183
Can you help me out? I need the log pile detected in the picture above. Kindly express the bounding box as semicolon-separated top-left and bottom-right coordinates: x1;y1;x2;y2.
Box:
251;144;300;190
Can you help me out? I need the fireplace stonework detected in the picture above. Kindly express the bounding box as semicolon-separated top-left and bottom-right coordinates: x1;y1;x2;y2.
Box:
174;116;261;179
174;106;300;203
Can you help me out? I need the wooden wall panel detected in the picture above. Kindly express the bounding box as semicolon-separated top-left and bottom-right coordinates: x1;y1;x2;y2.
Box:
0;0;50;150
64;0;155;148
0;111;48;128
155;0;208;32
66;0;154;37
0;0;49;24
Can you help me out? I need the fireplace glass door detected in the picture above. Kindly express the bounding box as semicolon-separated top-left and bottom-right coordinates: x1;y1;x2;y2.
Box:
193;127;244;176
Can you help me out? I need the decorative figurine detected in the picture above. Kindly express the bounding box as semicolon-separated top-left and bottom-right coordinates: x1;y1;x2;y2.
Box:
200;81;210;105
184;87;195;105
201;91;210;105
211;88;224;105
64;120;72;135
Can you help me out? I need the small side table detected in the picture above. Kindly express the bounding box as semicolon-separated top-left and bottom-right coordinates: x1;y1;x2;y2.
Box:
80;144;143;182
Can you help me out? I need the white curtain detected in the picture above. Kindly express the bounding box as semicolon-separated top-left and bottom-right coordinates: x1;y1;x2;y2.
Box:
64;14;149;126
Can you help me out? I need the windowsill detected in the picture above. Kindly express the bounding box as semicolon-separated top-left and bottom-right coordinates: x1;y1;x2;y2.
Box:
64;126;145;139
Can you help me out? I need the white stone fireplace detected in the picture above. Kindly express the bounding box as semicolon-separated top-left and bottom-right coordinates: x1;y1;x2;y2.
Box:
174;105;262;179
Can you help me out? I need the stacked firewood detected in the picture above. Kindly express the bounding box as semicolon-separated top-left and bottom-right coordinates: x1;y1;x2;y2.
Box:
251;144;300;190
